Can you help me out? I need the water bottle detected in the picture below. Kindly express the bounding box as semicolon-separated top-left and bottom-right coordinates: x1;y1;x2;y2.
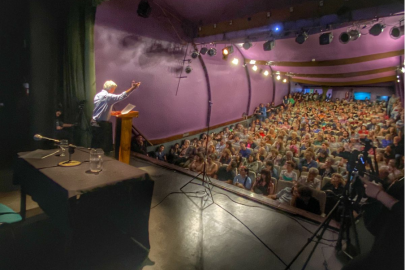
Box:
90;148;104;172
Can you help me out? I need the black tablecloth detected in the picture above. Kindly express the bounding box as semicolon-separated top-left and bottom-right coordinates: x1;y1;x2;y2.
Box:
13;149;154;249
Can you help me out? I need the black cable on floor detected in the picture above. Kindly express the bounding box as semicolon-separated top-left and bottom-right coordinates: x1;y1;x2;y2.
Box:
212;191;338;242
214;202;289;268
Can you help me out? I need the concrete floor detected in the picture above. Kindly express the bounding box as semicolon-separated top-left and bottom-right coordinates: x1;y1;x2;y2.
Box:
0;157;366;270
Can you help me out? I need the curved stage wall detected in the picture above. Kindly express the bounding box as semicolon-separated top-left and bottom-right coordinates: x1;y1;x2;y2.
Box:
94;0;287;141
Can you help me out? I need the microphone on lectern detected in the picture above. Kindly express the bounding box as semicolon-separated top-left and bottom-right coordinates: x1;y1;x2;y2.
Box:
33;134;60;143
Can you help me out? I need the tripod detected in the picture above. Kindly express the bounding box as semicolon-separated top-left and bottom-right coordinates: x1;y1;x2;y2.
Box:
285;169;361;270
179;101;214;210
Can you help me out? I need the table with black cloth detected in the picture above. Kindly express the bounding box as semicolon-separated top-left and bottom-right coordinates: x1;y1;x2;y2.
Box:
13;148;154;250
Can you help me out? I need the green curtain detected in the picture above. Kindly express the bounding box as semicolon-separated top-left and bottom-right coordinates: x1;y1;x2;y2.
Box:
62;0;104;147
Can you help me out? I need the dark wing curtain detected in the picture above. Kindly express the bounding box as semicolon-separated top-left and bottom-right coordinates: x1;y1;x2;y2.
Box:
62;0;108;147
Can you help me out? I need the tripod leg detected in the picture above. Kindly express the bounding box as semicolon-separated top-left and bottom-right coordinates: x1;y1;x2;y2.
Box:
349;208;361;255
301;217;332;270
335;206;346;251
285;199;341;270
180;172;203;191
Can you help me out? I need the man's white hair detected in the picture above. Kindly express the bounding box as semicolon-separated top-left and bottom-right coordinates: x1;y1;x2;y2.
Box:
103;80;117;91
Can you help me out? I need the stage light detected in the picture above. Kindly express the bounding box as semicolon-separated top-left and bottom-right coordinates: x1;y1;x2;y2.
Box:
276;75;281;80
200;47;208;55
263;70;269;76
137;0;151;18
390;25;404;39
369;23;385;36
319;32;333;45
339;30;361;44
222;46;234;56
283;78;287;83
295;32;308;44
243;42;252;50
185;65;192;74
263;40;275;51
207;48;217;56
232;58;239;65
250;60;256;64
252;65;258;71
191;50;199;59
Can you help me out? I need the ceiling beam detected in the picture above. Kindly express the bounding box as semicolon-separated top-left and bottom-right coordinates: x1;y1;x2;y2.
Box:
244;49;404;67
291;75;396;86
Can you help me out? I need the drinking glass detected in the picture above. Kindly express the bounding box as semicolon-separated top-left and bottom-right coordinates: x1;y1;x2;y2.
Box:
60;140;68;157
90;148;104;173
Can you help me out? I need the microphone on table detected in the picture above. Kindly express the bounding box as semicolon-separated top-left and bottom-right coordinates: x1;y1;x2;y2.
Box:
33;134;77;148
33;134;60;143
33;134;80;166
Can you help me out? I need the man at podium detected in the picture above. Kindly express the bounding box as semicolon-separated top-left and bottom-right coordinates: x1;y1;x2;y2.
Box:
91;80;141;153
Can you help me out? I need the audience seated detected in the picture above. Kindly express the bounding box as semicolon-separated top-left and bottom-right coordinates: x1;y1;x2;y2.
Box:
291;186;321;215
252;168;275;196
233;166;252;190
133;93;404;217
298;167;321;190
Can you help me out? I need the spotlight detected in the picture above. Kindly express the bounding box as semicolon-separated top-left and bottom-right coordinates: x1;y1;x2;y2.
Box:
339;29;361;44
243;41;252;50
283;78;287;83
232;58;239;65
276;75;281;80
369;23;385;36
250;60;256;64
295;32;308;44
191;50;199;59
263;40;275;51
319;32;333;45
252;65;258;71
390;25;404;39
185;66;192;74
200;47;208;55
137;0;151;18
222;46;234;56
207;48;217;56
263;70;269;76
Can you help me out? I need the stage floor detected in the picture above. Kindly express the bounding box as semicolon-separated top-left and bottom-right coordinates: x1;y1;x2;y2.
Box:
0;157;373;270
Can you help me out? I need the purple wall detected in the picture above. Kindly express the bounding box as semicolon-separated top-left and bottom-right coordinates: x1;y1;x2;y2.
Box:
204;48;250;126
248;66;274;114
95;0;275;140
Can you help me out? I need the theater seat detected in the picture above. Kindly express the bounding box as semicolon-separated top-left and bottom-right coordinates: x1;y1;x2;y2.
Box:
311;189;326;216
276;180;294;193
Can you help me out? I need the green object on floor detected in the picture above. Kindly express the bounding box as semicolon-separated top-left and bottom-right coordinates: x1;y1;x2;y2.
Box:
0;203;22;224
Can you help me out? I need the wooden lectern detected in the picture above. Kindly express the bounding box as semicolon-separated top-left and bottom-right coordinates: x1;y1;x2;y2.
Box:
112;111;139;164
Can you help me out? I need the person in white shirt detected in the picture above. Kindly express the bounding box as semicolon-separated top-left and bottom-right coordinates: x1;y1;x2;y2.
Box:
91;80;141;153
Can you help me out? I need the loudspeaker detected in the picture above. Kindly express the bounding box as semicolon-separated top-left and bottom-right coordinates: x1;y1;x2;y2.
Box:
319;33;333;45
263;40;275;51
137;0;151;18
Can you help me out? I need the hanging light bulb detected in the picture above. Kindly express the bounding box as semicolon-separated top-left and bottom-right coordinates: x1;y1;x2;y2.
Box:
276;75;281;80
263;70;269;76
232;58;239;65
252;65;258;71
283;78;287;83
